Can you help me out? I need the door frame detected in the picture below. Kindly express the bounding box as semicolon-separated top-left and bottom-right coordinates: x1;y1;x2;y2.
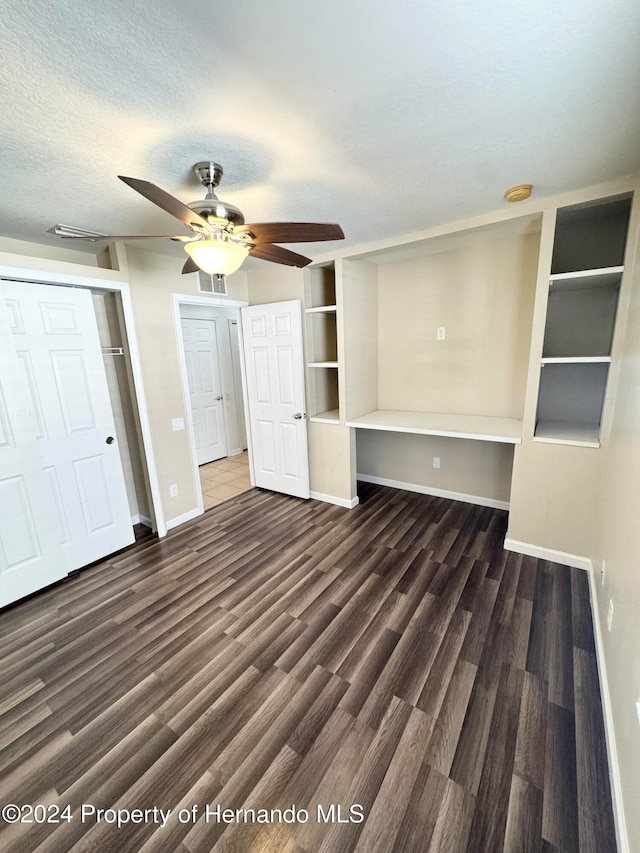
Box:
0;262;166;536
172;293;249;516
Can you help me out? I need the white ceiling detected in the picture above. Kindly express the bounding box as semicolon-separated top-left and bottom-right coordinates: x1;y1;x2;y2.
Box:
1;0;639;267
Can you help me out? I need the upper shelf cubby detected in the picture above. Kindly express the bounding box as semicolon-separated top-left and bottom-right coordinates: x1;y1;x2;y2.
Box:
306;264;336;308
551;196;632;274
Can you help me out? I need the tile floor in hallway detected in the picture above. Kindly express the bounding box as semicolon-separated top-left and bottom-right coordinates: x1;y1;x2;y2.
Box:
199;451;252;510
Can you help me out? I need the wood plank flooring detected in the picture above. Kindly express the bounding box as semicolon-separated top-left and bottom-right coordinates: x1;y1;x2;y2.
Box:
0;483;616;852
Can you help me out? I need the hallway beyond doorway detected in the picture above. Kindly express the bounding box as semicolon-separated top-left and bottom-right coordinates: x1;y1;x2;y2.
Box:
199;451;251;510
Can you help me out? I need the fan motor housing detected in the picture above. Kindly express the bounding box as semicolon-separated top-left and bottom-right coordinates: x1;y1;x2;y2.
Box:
194;161;223;189
188;198;245;227
190;161;245;226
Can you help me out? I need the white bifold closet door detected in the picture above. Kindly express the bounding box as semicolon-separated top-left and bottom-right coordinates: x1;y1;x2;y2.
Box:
0;281;134;608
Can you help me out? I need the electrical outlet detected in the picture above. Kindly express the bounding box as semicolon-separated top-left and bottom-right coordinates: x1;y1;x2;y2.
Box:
433;456;441;469
601;559;606;586
437;326;446;341
172;418;185;431
169;483;179;498
606;598;614;632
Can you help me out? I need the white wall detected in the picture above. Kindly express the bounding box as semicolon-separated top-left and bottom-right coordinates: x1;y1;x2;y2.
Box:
376;232;539;418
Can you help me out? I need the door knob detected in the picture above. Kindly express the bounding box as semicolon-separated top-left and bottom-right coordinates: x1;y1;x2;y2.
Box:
215;395;223;401
105;436;115;444
293;412;304;420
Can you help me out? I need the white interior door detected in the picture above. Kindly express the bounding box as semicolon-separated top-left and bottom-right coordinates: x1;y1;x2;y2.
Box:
241;300;309;499
0;281;134;607
181;316;228;465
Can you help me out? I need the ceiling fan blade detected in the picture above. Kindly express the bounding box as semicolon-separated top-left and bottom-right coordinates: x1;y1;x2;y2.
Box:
182;257;199;274
249;244;312;268
59;234;190;241
118;175;211;231
238;222;344;244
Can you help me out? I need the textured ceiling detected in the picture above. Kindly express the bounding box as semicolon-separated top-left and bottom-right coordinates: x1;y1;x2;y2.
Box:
1;0;639;266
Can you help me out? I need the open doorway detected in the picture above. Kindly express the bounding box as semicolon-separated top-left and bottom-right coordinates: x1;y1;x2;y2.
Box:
92;289;155;529
199;452;250;509
174;296;253;512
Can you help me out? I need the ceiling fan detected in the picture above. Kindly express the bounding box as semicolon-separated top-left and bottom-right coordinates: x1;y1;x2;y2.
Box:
52;161;345;275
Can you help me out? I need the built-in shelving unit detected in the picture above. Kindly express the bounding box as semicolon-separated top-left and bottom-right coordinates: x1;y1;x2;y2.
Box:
247;178;637;521
534;197;631;446
305;264;340;424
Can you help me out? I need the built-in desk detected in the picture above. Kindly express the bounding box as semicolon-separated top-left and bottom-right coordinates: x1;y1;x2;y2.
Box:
345;410;522;444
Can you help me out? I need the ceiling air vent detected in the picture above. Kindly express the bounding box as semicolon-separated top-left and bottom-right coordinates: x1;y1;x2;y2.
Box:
198;271;227;296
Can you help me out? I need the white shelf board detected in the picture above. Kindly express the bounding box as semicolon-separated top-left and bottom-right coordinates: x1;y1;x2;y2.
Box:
305;305;337;314
534;419;600;448
308;361;338;368
540;356;611;364
345;410;522;444
309;409;340;424
549;267;623;292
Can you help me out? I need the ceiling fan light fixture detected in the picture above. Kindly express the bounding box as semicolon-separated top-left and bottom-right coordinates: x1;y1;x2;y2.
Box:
55;164;343;272
184;238;249;276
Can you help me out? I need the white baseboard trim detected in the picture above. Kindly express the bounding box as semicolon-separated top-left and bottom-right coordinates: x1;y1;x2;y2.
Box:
357;474;510;511
165;506;203;531
131;514;153;528
310;491;359;509
503;537;592;571
585;567;629;852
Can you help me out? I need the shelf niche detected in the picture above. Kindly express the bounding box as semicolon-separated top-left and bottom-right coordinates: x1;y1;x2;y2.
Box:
307;313;338;364
535;361;609;444
551;196;631;274
543;274;621;358
307;265;337;308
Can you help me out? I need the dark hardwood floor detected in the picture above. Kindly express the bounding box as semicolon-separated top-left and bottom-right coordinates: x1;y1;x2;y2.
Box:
0;483;616;852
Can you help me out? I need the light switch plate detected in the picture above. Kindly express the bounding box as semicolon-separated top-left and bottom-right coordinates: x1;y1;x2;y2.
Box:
172;418;185;431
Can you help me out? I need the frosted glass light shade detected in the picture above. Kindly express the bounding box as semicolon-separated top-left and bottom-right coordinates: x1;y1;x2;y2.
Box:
184;239;249;275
